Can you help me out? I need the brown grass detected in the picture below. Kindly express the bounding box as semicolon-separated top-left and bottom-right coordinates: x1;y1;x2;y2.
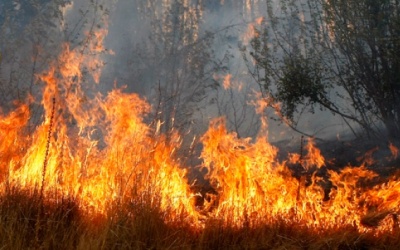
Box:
0;188;399;249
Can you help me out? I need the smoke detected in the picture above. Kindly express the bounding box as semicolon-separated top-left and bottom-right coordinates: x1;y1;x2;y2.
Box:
0;0;357;142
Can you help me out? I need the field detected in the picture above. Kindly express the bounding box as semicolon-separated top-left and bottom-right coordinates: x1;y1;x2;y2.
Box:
0;183;399;249
1;13;400;249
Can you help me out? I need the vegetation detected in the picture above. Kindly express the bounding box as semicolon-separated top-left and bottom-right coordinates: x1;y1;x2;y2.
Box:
246;0;400;140
128;0;217;140
1;1;400;249
0;188;398;249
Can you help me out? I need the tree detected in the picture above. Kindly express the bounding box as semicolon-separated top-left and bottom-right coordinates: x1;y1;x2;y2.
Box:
0;0;110;135
245;0;400;140
212;73;261;139
118;0;220;143
0;0;69;107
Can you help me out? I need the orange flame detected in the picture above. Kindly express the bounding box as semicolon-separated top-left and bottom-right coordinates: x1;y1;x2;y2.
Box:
1;11;399;236
0;24;199;226
288;138;325;174
242;17;263;46
222;74;232;90
389;142;399;160
200;118;399;232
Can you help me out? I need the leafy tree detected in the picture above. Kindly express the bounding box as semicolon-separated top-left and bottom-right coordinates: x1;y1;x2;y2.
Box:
245;0;400;140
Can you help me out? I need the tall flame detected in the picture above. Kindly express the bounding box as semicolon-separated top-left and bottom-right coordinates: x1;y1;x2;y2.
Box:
0;6;399;236
200;118;399;232
0;22;199;225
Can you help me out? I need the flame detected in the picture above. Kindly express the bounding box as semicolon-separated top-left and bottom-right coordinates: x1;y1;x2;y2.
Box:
0;102;30;183
288;138;325;171
1;8;399;237
199;118;400;232
242;17;264;46
2;48;400;233
201;118;300;226
0;23;199;225
221;73;243;91
222;74;232;90
389;142;399;160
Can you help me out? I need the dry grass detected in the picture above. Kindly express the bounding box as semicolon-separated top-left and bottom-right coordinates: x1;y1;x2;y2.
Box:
0;187;81;249
0;188;399;249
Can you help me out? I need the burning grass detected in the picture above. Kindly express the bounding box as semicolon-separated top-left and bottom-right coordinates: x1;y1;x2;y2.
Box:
0;188;399;249
1;100;400;249
1;27;400;249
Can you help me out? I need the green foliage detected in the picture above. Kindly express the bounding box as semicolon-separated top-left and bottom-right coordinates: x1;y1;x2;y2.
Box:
277;54;326;121
247;0;400;139
248;26;272;90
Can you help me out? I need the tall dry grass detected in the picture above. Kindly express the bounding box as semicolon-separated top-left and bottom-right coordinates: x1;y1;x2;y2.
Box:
0;187;399;249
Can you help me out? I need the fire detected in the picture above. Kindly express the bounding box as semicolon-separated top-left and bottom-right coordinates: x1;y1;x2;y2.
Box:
201;118;300;225
389;142;399;160
0;12;399;237
288;137;325;171
242;17;264;46
1;46;400;233
222;74;232;90
200;118;399;232
0;26;198;225
0;102;30;183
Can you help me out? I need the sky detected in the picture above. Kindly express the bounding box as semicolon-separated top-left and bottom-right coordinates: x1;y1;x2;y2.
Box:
99;0;353;141
0;0;355;143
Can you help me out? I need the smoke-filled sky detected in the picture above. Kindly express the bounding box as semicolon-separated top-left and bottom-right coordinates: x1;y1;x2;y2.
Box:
108;0;355;140
1;0;354;142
